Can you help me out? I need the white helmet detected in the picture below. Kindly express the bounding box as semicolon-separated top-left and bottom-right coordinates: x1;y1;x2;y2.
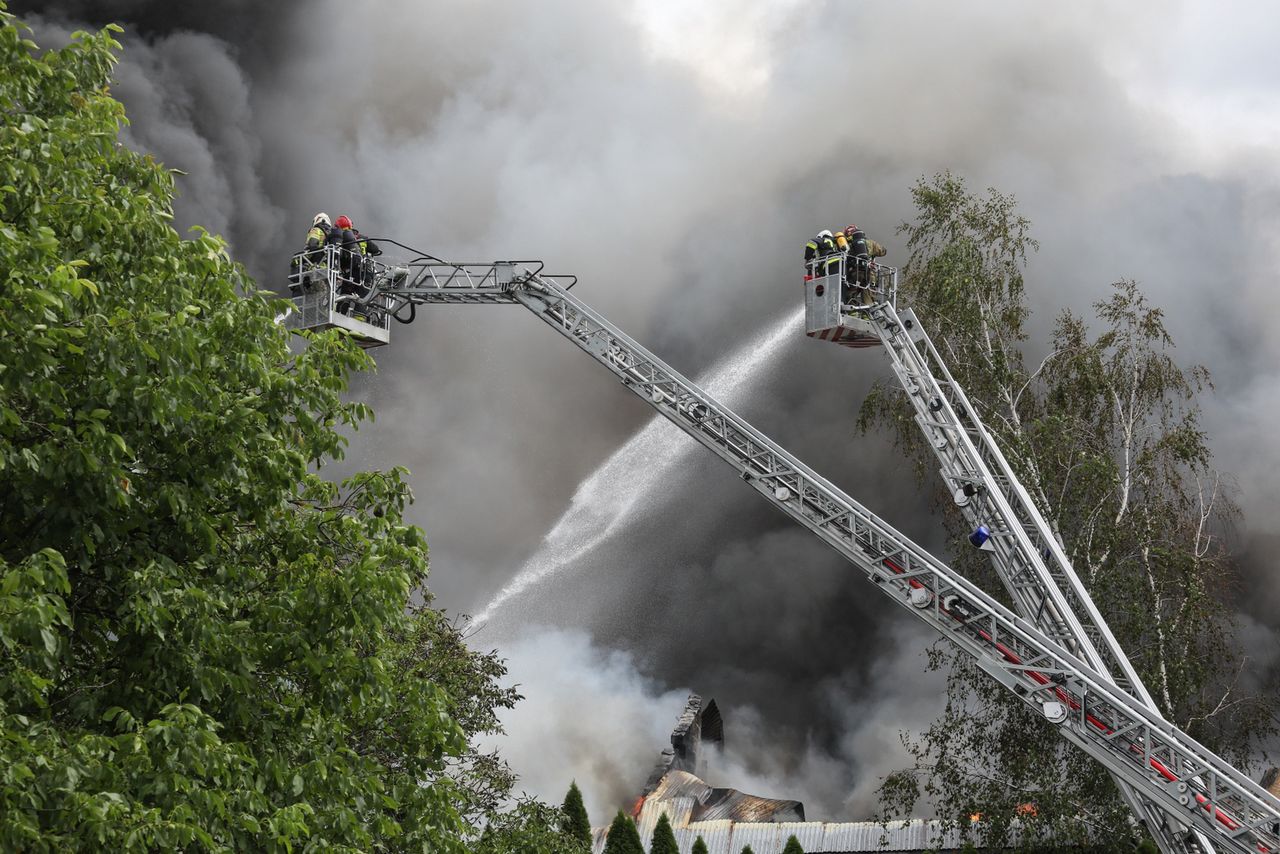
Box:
313;212;331;227
818;229;833;239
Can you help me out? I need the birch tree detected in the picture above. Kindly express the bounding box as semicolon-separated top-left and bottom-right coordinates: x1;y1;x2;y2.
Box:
866;173;1274;847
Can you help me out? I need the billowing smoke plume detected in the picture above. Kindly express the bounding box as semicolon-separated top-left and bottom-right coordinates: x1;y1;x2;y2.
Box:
19;0;1280;824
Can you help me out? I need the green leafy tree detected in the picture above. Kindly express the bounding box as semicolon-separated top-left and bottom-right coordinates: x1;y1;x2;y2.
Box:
740;846;755;854
864;173;1274;847
476;799;589;854
650;811;679;854
692;836;709;854
389;605;522;824
562;781;593;849
781;834;804;854
0;8;534;851
602;810;644;854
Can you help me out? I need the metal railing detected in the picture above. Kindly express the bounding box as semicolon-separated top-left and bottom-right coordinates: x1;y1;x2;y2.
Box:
500;271;1280;852
287;248;1279;848
286;245;395;336
805;255;897;308
869;301;1213;853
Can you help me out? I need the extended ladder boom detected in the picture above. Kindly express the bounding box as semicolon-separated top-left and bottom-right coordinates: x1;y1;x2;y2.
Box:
342;260;1280;852
373;263;1274;850
804;253;1208;852
871;299;1151;703
863;294;1209;852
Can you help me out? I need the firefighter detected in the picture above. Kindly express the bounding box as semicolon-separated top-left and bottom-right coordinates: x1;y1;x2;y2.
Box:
803;229;839;279
820;229;844;278
326;215;364;312
337;215;381;266
842;225;887;306
307;212;333;266
327;215;359;278
291;212;332;294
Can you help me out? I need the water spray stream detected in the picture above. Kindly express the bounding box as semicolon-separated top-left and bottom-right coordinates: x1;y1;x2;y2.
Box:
472;304;804;628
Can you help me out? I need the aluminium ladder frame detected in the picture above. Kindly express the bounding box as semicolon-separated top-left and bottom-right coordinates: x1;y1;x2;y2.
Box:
858;289;1212;853
315;260;1280;852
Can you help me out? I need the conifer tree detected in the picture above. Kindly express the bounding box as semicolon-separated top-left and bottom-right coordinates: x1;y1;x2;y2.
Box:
561;782;592;849
650;812;679;854
602;810;644;854
740;846;755;854
477;799;590;854
692;836;709;854
782;835;804;854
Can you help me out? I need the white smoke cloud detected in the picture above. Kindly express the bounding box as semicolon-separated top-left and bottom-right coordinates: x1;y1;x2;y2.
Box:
706;622;947;820
488;622;947;822
17;0;1280;821
479;626;691;822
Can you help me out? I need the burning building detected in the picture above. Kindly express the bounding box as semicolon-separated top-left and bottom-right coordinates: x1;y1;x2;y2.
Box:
592;693;1280;852
590;693;978;854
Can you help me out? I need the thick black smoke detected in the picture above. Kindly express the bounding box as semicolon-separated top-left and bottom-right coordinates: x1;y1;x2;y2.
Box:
18;0;1280;822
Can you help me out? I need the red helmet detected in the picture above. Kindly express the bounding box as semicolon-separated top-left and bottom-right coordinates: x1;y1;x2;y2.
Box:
335;215;353;229
844;224;858;236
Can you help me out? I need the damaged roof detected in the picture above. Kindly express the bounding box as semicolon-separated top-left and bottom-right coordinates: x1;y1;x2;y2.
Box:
589;770;966;854
645;770;804;824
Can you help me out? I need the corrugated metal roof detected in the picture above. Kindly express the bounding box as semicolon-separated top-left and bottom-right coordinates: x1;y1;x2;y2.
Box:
682;819;732;854
782;821;827;852
648;770;713;803
591;768;976;853
696;790;803;823
592;816;968;853
725;821;781;851
643;770;803;824
597;780;1057;852
634;797;695;845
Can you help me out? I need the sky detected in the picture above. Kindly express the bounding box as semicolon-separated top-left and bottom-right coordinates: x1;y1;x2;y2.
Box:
17;0;1280;825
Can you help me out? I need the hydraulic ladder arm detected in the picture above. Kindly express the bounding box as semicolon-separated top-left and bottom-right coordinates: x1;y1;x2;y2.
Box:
858;278;1213;852
288;256;1280;851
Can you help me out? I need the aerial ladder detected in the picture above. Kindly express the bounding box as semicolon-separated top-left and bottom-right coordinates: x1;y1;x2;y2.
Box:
284;244;1280;852
804;259;1216;853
